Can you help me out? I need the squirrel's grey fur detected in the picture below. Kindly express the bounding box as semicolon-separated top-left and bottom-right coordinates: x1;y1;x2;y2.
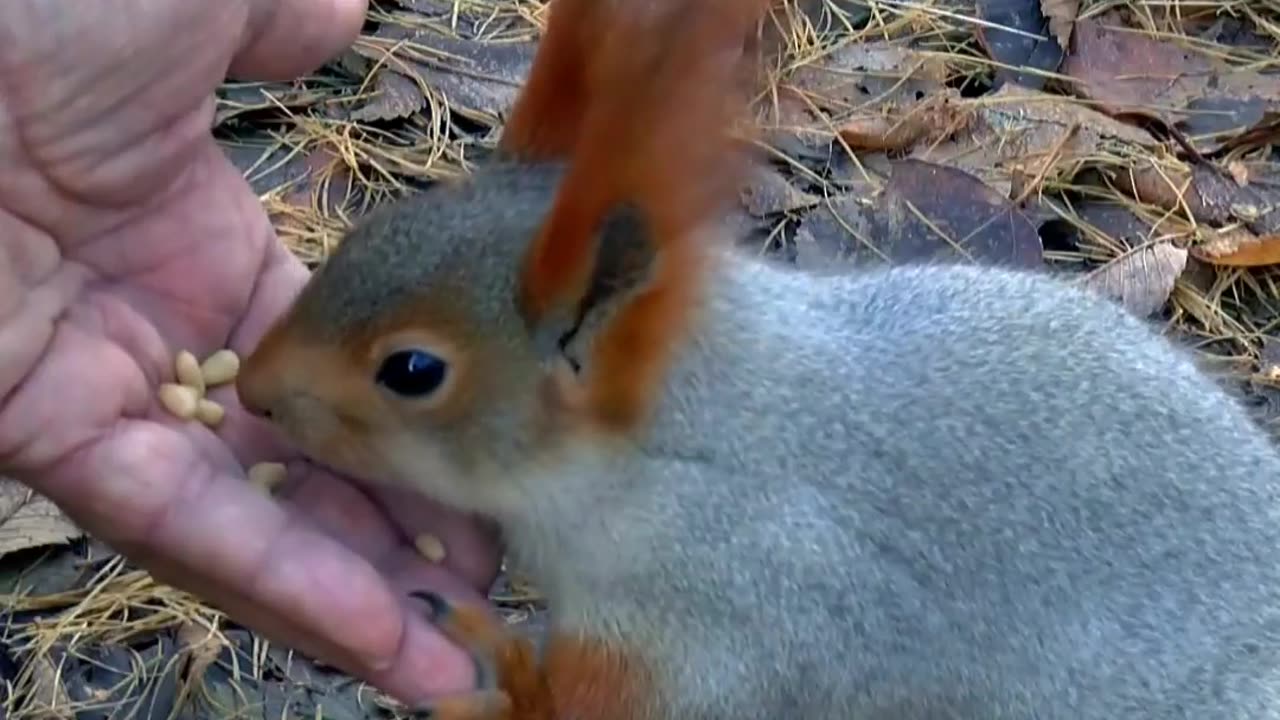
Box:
280;161;1280;718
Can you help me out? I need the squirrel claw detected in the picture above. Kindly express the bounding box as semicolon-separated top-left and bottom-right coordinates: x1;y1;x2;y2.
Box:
410;590;498;691
411;589;452;624
408;590;554;720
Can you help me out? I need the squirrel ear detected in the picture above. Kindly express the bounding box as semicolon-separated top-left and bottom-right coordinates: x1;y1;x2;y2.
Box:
496;0;604;161
513;0;772;433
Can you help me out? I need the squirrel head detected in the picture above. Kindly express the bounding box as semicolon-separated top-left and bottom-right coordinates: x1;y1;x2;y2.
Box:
236;0;769;513
237;163;586;511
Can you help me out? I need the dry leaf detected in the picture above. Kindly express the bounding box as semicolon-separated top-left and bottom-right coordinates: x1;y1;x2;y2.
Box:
333;48;373;79
768;41;951;149
1229;161;1250;187
1081;243;1189;317
349;68;427;122
739;163;821;216
1063;13;1280;148
0;477;82;557
794;195;875;270
975;0;1066;89
177;620;225;685
796;159;1043;269
354;27;536;123
838;88;969;152
1120;160;1280;241
914;83;1160;197
1190;228;1280;267
1041;0;1079;48
19;652;74;720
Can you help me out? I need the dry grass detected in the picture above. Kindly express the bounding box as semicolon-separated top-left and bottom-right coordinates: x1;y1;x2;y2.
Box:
5;0;1280;715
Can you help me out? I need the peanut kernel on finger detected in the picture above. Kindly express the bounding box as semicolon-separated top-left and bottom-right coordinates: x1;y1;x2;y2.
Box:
174;350;205;394
195;398;225;428
414;533;447;563
247;462;287;493
200;349;241;387
158;383;200;420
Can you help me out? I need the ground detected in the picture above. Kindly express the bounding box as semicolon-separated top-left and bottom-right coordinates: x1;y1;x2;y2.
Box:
3;0;1280;716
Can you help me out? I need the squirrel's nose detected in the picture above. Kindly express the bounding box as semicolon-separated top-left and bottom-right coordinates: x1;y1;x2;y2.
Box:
235;352;278;421
236;382;274;420
241;397;274;420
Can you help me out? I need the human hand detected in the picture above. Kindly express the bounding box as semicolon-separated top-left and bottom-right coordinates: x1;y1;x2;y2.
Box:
0;0;502;704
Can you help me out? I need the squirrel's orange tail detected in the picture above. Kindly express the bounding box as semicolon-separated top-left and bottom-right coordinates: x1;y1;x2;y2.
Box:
501;0;772;435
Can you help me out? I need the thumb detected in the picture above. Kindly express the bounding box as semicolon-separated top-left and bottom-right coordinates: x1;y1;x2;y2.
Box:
230;0;370;81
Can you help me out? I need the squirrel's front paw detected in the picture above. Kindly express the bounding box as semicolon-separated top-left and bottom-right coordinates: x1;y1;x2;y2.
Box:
407;591;553;720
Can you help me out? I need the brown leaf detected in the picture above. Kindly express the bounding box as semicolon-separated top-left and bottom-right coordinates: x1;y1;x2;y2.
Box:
767;41;951;150
353;27;536;123
975;0;1065;90
837;88;969;152
1217;113;1280;155
739;163;821;217
795;159;1043;269
0;478;81;557
1229;160;1250;187
1062;13;1280;148
1041;0;1079;48
913;83;1160;197
349;68;426;122
332;48;373;79
794;195;876;270
1190;227;1280;267
177;620;226;686
1080;242;1188;318
1120;160;1280;241
19;652;74;720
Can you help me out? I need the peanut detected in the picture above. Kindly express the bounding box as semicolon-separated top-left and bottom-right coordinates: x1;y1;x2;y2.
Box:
195;399;225;428
413;532;447;563
247;462;287;493
158;383;200;420
200;349;241;387
174;350;205;395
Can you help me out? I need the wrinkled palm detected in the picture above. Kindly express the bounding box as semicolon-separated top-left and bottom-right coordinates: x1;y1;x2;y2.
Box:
0;0;499;703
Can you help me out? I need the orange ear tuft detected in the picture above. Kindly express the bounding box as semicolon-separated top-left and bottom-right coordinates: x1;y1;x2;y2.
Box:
496;0;602;162
512;0;773;434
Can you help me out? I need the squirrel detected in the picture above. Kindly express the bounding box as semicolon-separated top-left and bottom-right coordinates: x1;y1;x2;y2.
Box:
235;0;1280;716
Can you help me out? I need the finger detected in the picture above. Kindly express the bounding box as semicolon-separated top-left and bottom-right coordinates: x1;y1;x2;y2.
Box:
271;461;405;563
379;545;501;610
224;200;311;355
35;421;476;697
371;485;504;591
231;0;371;81
139;543;485;703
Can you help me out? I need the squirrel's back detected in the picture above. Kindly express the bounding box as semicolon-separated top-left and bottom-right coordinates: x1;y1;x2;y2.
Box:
538;251;1280;718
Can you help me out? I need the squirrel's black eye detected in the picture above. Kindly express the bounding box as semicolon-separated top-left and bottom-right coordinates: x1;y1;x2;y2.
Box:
376;349;448;397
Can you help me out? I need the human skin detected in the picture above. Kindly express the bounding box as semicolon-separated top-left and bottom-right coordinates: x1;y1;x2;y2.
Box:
0;0;502;705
